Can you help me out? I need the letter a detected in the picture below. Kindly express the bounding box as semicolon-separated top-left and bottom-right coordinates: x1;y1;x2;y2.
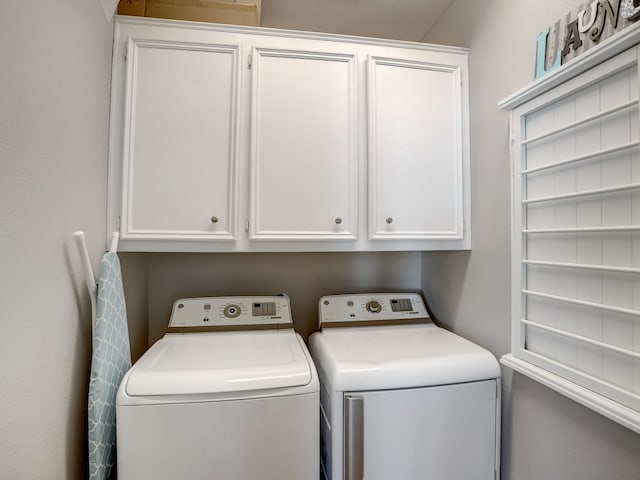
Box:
562;20;583;57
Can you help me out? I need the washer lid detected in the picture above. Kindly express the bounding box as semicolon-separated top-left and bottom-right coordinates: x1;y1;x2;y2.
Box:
124;330;313;396
309;324;500;391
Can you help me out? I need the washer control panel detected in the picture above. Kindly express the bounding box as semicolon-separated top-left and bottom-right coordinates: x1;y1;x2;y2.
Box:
319;293;429;326
168;296;292;328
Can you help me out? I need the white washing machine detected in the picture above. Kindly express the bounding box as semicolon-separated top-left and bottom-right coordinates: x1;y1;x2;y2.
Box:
309;293;501;480
116;296;319;480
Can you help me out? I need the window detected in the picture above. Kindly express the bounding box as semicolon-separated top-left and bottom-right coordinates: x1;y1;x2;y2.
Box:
502;45;640;433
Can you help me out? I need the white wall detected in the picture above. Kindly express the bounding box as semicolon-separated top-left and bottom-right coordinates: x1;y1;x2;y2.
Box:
0;0;113;477
421;1;640;479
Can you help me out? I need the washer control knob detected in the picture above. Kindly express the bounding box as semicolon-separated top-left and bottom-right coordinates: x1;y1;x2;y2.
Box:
366;300;382;314
223;304;241;318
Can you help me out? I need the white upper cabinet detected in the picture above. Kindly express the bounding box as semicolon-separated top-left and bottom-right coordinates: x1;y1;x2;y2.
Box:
250;47;358;240
108;18;469;251
120;38;240;242
368;56;466;241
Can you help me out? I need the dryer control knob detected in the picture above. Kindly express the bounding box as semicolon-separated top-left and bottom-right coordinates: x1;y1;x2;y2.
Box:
366;300;382;314
223;304;241;318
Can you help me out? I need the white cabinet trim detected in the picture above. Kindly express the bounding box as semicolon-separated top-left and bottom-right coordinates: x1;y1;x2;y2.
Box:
367;55;466;240
502;354;640;435
115;15;469;55
499;22;640;110
121;38;242;241
249;47;359;241
108;18;471;251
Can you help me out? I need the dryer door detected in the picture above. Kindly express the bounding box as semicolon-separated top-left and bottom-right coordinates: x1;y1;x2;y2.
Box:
344;379;499;480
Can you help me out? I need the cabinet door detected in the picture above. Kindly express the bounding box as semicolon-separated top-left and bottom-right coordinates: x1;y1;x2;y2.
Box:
250;47;358;240
346;380;498;480
368;55;466;240
121;39;240;241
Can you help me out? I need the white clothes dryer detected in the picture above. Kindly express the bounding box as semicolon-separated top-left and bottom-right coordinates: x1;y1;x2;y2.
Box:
116;296;319;480
309;293;501;480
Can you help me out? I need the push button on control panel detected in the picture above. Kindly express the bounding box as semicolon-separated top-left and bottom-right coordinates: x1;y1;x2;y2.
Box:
252;302;276;316
391;298;413;312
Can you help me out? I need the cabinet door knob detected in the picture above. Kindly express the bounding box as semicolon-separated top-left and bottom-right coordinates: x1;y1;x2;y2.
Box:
335;218;342;225
386;217;393;224
211;216;219;224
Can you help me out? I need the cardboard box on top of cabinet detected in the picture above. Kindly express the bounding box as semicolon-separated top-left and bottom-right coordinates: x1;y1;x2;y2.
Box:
117;0;146;16
117;0;262;26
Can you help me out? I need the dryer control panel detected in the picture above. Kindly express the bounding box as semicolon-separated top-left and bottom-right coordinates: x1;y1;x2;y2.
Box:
168;296;293;329
319;293;430;327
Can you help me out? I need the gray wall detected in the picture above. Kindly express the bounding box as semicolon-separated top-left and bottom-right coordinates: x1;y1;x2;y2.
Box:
4;1;639;478
421;1;640;479
0;0;113;477
141;251;421;348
